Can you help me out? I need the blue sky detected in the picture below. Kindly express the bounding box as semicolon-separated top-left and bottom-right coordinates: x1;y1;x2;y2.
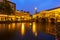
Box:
10;0;60;14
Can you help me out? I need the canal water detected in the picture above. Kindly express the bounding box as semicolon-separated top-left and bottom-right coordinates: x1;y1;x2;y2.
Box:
0;22;56;40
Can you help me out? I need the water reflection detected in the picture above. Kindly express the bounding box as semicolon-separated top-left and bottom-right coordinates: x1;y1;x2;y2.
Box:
12;23;15;30
0;22;56;35
46;23;56;35
21;23;25;36
8;23;16;31
0;24;5;31
0;22;56;40
32;22;37;36
8;24;11;30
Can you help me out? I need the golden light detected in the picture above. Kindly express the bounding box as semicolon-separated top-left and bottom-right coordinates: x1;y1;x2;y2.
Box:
17;23;21;29
8;15;15;17
16;16;20;18
0;17;1;21
30;17;31;19
12;23;15;30
57;15;60;22
21;23;25;36
8;18;11;21
32;22;36;33
22;16;24;18
29;23;32;25
12;18;15;21
0;15;7;17
24;18;27;20
32;22;37;36
33;15;36;18
8;24;11;30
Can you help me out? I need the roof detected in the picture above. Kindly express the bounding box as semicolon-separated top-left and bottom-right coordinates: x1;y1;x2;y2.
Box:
7;1;16;5
46;7;60;11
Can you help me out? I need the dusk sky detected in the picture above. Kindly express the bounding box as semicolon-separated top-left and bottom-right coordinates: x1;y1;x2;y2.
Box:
10;0;60;14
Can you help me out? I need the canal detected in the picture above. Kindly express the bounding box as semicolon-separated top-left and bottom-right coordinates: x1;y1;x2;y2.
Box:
0;22;56;40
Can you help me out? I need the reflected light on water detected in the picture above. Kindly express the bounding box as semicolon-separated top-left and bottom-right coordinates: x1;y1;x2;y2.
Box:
8;24;11;30
8;23;15;31
16;23;21;30
32;22;37;36
12;23;15;30
35;32;37;36
21;23;25;36
30;23;32;25
0;22;56;40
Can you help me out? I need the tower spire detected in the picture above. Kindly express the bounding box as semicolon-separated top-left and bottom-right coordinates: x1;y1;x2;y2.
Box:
34;7;37;14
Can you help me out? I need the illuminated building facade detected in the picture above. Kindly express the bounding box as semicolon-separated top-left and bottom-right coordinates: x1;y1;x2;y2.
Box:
0;0;16;21
15;10;31;21
33;7;60;22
